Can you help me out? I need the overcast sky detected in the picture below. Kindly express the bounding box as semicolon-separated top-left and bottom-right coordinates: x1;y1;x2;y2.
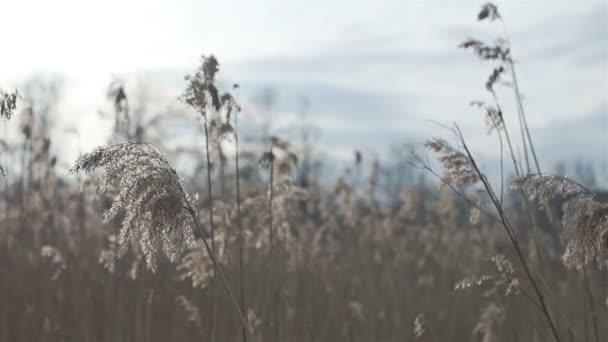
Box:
0;0;606;177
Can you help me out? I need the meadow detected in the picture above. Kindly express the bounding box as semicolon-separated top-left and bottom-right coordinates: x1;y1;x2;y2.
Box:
0;3;606;342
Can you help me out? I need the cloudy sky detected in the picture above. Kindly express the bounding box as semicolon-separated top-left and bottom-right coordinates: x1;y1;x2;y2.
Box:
0;0;606;178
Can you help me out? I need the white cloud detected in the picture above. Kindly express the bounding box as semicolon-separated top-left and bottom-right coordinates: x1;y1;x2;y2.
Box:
0;0;605;171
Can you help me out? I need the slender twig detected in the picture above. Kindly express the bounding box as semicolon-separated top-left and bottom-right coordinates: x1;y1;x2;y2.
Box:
146;289;154;342
454;124;561;342
267;144;275;342
486;105;505;205
583;266;600;342
268;145;275;252
409;151;500;223
306;321;317;342
203;121;216;252
498;18;541;175
234;90;248;342
492;90;546;273
203;119;219;342
489;91;520;178
508;61;541;175
189;208;257;342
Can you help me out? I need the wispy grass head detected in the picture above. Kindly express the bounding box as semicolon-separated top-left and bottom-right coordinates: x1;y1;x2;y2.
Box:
107;80;128;113
71;142;196;271
0;89;19;120
470;101;504;134
179;232;226;289
511;174;583;209
478;2;500;22
561;196;608;269
485;66;505;91
181;54;221;117
459;38;511;62
512;174;608;269
425;138;480;189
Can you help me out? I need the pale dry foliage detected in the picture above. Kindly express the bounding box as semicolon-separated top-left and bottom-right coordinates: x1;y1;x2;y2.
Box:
0;3;606;342
0;89;18;119
513;174;608;269
71;142;197;271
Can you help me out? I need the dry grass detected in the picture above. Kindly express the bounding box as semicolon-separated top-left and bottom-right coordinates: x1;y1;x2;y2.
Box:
0;3;606;342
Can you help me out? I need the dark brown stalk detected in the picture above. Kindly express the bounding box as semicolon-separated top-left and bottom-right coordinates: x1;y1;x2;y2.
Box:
409;151;500;223
203;120;219;342
486;106;506;204
234;98;248;342
146;289;154;342
491;90;546;269
454;124;561;342
266;145;275;342
489;90;520;177
203;121;216;252
189;208;256;342
268;145;275;252
583;266;600;342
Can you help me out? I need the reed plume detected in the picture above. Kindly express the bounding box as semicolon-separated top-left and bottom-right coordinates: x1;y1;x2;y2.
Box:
70;142;196;271
71;141;255;340
0;89;19;120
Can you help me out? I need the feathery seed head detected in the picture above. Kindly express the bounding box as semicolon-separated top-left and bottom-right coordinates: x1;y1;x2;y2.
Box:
178;232;226;289
107;81;128;113
561;196;608;269
473;303;504;342
425;138;480;189
71;142;196;271
512;175;608;268
354;150;362;165
486;66;505;91
459;38;511;62
259;151;276;169
0;89;19;120
181;55;221;117
511;174;584;208
478;3;500;22
175;296;203;331
413;314;427;339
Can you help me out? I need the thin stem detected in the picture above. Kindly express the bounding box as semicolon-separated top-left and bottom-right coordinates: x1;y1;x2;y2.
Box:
508;60;542;175
306;321;317;342
235;101;248;342
492;90;546;270
487;106;505;205
454;124;561;342
268;146;275;252
190;209;257;342
583;267;600;342
146;289;153;342
266;145;275;342
490;90;520;177
409;152;500;223
203;121;215;253
499;18;541;175
203;120;218;342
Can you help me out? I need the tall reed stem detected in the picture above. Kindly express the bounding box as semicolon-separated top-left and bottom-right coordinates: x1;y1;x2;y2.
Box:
455;124;561;342
203;121;215;252
268;145;275;252
234;102;248;342
509;61;542;175
189;208;256;342
203;120;219;342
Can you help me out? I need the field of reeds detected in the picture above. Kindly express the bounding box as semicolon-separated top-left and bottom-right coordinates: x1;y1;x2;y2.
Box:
0;3;606;342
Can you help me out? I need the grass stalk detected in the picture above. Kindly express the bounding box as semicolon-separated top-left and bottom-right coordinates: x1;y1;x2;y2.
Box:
234;95;248;342
454;124;561;342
